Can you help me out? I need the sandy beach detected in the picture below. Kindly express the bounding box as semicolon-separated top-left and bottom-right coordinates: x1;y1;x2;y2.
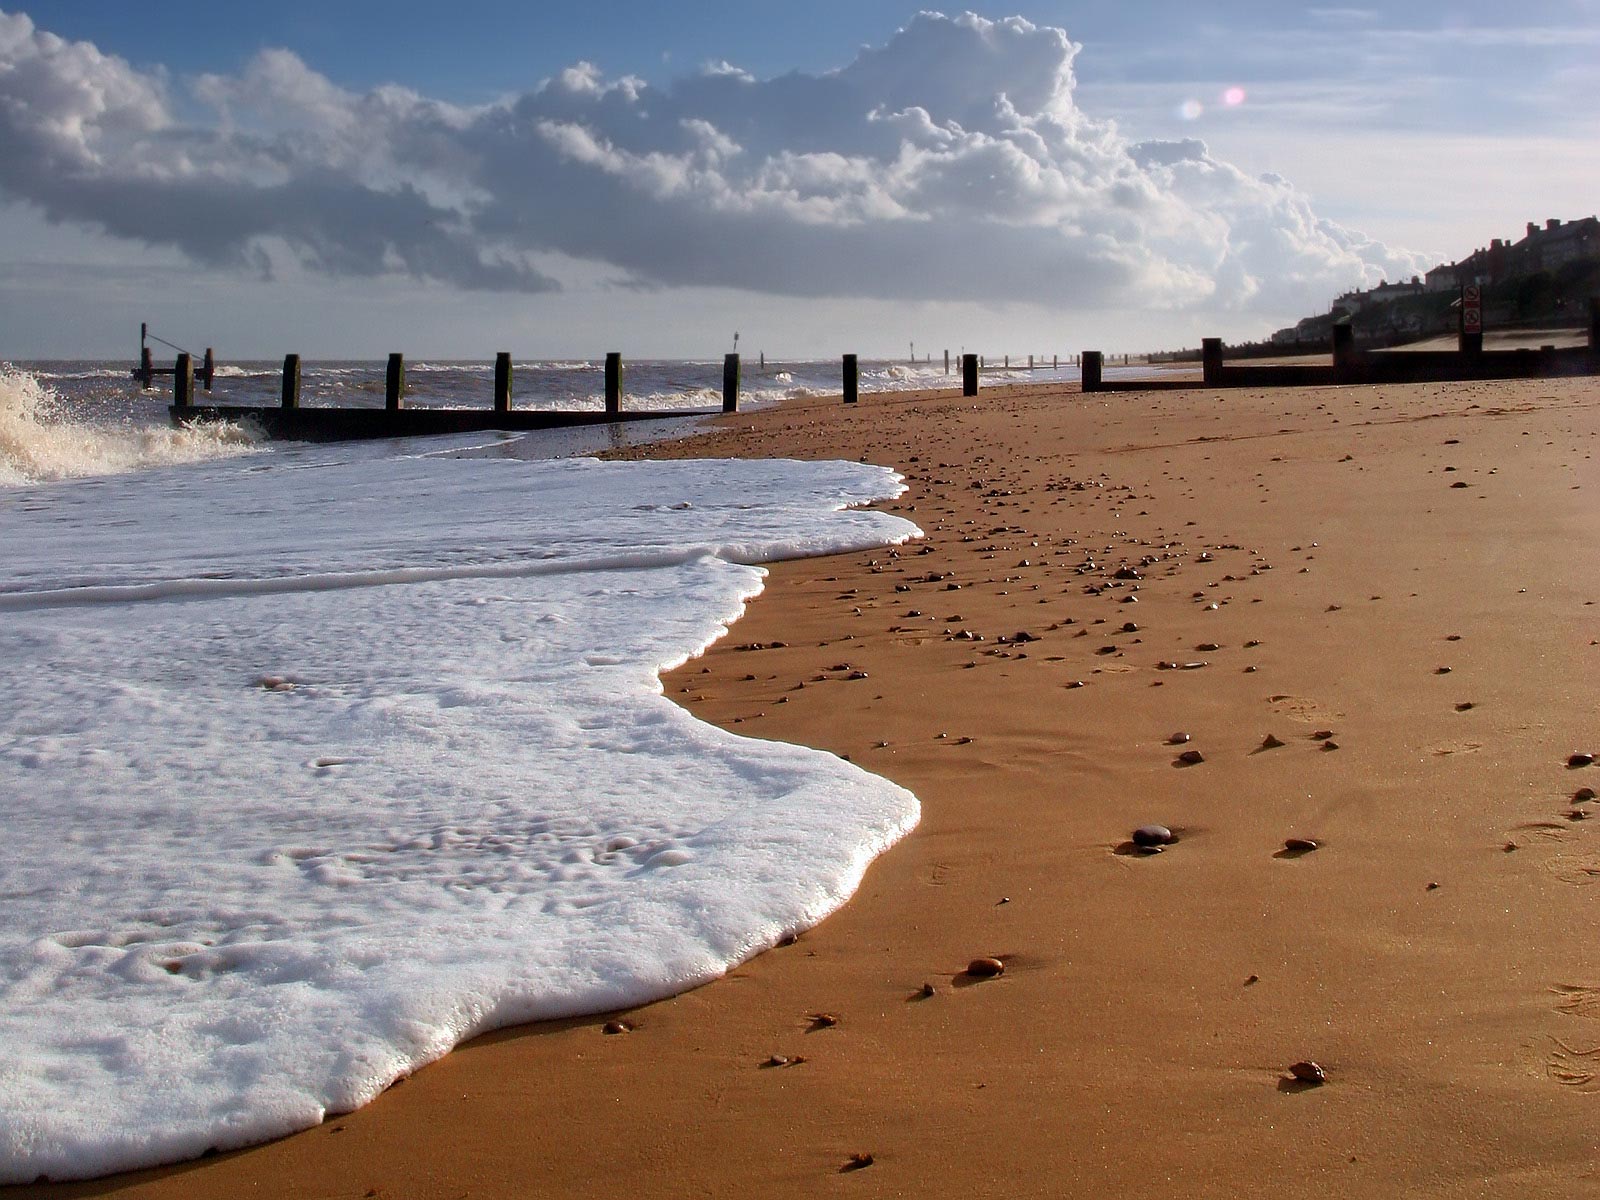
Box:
16;372;1600;1199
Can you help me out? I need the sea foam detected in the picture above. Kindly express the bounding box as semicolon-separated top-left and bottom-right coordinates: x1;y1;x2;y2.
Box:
0;444;920;1182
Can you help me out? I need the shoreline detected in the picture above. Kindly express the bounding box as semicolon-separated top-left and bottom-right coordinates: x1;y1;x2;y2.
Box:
15;373;1600;1198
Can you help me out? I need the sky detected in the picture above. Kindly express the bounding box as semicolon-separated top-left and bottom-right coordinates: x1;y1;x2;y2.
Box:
0;2;1596;360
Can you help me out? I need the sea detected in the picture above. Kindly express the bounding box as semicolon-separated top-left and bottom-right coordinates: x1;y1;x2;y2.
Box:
0;357;956;1182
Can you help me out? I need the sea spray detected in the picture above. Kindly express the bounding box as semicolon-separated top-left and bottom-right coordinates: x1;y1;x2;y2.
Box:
0;365;260;486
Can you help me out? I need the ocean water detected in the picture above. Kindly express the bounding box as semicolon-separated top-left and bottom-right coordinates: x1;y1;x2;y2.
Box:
0;365;922;1182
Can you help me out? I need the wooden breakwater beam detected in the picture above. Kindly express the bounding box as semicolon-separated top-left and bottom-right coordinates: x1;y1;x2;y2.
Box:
843;353;859;404
493;352;512;413
962;353;979;397
134;322;215;390
172;352;723;443
723;354;740;413
605;352;622;414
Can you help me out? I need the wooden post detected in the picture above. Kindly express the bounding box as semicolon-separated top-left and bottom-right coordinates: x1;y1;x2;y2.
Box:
1052;354;1058;370
1331;323;1356;379
605;352;622;414
1202;338;1223;385
138;346;153;388
1028;354;1034;370
173;353;193;408
843;354;859;404
385;353;405;410
493;352;512;413
962;353;979;397
944;349;950;375
281;354;301;409
1004;354;1009;369
1588;297;1600;369
1081;351;1102;392
723;353;740;413
200;348;214;391
760;352;765;371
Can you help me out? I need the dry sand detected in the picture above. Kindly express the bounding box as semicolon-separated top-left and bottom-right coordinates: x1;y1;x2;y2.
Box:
18;373;1600;1199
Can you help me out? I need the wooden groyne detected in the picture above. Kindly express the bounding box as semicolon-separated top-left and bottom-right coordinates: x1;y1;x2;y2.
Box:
169;351;745;442
1084;299;1600;394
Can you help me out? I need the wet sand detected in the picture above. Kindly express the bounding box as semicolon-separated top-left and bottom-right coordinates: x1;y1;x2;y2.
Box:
18;373;1600;1198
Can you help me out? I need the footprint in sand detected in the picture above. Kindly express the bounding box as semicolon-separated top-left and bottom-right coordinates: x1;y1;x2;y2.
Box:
1547;1038;1600;1090
1552;985;1600;1019
1543;854;1600;886
1266;695;1337;724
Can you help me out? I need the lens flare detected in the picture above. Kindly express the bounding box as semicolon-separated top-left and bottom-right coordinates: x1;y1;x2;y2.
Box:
1222;85;1247;107
1178;99;1203;121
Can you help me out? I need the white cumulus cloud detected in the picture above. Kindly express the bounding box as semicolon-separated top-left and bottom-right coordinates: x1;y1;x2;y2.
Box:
0;8;1426;312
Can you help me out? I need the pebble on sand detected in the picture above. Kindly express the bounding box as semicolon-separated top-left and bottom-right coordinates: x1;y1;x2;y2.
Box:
965;957;1006;978
1284;838;1319;853
1133;824;1176;847
1261;734;1286;749
1568;753;1596;768
602;1020;634;1035
1168;732;1192;745
1289;1061;1327;1085
1177;749;1205;765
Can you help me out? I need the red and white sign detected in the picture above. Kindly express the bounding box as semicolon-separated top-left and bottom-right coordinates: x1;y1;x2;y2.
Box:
1462;284;1482;334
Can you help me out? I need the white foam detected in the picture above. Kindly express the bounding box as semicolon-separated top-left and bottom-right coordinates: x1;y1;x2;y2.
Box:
0;447;921;1182
0;365;262;486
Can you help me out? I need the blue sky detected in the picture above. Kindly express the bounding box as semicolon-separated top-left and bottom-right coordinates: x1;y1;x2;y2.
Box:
1;2;1596;358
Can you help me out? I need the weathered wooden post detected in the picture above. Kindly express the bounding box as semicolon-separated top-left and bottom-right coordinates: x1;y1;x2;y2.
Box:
1004;354;1009;369
962;353;979;397
1588;297;1600;370
201;348;215;391
173;353;193;408
1081;351;1102;392
1202;337;1223;385
1053;354;1058;370
944;349;950;375
281;354;301;409
1331;323;1356;380
385;353;405;410
605;352;622;414
723;353;740;413
760;352;765;371
138;345;154;388
1028;354;1034;370
843;353;859;404
493;352;512;413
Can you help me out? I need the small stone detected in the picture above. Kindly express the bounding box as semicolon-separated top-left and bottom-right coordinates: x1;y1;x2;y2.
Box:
1311;730;1334;740
1284;837;1319;853
919;982;936;998
1426;881;1440;891
1132;824;1175;847
841;1153;875;1172
1320;740;1340;751
1168;732;1191;745
808;1012;841;1029
965;957;1006;978
1196;642;1220;652
1575;787;1597;802
602;1020;633;1035
1455;702;1475;711
1245;974;1259;986
1568;753;1596;768
1177;749;1205;765
1261;734;1285;749
1435;666;1452;675
1289;1061;1326;1085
